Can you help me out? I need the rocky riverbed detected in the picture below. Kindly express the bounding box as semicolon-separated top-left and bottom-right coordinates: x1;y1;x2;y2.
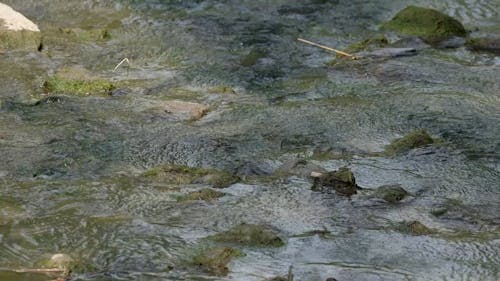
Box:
1;1;499;280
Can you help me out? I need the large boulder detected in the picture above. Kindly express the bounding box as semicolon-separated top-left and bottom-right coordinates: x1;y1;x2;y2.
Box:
382;6;466;42
0;3;41;50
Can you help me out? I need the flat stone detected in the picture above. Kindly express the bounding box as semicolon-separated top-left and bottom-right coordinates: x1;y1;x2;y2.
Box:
0;3;41;50
163;100;209;120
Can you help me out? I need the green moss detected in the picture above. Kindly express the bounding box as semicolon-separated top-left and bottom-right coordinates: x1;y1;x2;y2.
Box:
44;75;114;96
193;247;244;276
0;30;42;50
346;35;388;53
177;188;225;202
142;164;239;188
209;223;285;247
382;6;466;41
385;129;434;155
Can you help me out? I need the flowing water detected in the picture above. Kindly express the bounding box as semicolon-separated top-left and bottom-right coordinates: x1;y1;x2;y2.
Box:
0;0;499;280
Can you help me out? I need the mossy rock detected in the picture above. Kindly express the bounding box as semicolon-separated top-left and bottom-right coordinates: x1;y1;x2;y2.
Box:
311;167;358;196
43;66;114;97
373;185;409;203
209;223;284;247
396;221;434;236
382;6;466;42
142;164;239;188
193;247;244;276
0;29;41;50
385;129;434;155
466;37;500;55
177;188;224;202
346;35;388;53
0;3;42;50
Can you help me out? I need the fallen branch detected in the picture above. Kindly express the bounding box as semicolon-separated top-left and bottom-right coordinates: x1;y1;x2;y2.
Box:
297;38;358;60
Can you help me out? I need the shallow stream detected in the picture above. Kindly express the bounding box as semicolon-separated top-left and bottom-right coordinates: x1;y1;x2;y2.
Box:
1;1;499;280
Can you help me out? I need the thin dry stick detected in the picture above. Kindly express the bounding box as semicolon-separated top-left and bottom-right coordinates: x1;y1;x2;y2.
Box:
297;38;358;60
113;58;130;71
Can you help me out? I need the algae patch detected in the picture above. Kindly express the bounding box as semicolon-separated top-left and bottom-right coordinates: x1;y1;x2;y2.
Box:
209;223;285;247
193;247;244;276
142;164;239;188
382;6;466;41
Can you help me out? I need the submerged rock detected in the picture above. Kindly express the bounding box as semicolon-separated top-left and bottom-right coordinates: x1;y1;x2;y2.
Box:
382;6;466;42
193;247;244;276
347;35;388;53
357;47;417;58
311;167;358;196
396;221;434;236
275;158;326;179
142;164;239;188
210;223;284;247
177;188;224;202
385;129;434;155
466;37;500;55
0;3;41;50
163;100;209;121
43;66;114;97
374;184;409;203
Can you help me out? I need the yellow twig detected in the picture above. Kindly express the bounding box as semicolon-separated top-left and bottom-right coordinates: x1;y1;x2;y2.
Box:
297;38;358;60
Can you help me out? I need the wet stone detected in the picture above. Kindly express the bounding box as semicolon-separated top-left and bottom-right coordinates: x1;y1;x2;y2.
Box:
466;37;500;55
210;223;285;247
311;167;359;196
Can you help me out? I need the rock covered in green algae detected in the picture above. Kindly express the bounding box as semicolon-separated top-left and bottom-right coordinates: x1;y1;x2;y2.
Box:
142;164;239;188
385;129;434;155
311;167;358;196
43;66;114;97
374;184;409;203
0;3;41;51
382;6;466;42
177;188;224;202
193;247;244;276
396;221;434;236
210;223;285;247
